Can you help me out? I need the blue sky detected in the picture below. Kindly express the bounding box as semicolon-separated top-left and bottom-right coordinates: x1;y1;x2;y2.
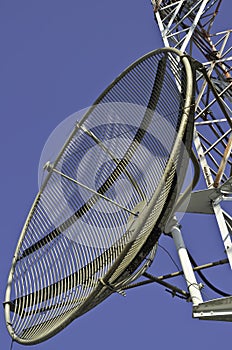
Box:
1;1;232;350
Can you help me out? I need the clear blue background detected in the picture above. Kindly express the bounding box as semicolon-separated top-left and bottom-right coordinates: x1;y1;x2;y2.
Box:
1;1;231;349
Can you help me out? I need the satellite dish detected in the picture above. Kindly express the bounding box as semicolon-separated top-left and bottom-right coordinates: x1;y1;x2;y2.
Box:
4;47;195;344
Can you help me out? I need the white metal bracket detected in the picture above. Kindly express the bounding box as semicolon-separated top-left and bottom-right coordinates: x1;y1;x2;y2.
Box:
193;296;232;321
177;177;232;268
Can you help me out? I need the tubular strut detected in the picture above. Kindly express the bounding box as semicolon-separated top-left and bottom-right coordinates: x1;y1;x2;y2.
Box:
123;214;232;320
170;217;232;321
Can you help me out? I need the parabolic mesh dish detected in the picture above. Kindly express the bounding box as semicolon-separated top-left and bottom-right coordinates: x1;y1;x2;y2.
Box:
5;47;195;344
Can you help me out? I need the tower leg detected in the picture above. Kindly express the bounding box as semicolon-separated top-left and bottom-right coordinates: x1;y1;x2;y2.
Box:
170;219;203;306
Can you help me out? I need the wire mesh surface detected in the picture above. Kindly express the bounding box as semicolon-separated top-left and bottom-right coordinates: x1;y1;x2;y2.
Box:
5;47;195;344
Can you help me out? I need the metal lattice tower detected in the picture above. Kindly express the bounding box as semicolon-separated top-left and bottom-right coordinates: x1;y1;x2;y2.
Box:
152;0;232;187
152;0;232;318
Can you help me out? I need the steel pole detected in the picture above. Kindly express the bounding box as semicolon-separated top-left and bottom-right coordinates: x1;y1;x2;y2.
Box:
171;222;203;306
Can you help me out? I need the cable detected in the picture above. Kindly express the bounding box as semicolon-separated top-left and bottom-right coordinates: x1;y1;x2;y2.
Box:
158;243;181;272
187;249;230;297
158;240;227;300
10;340;14;350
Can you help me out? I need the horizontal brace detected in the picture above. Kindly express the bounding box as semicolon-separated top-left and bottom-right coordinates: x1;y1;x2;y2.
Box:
157;258;229;281
195;118;231;125
194;81;232;121
202;56;232;66
166;27;190;39
122;275;189;299
212;29;232;36
203;129;231;156
122;258;228;295
143;272;189;298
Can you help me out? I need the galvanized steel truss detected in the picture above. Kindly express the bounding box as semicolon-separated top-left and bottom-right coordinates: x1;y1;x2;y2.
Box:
152;0;232;320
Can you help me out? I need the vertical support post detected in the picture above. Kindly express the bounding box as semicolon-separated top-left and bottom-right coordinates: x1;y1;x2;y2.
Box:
213;201;232;269
180;0;209;53
171;221;203;306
